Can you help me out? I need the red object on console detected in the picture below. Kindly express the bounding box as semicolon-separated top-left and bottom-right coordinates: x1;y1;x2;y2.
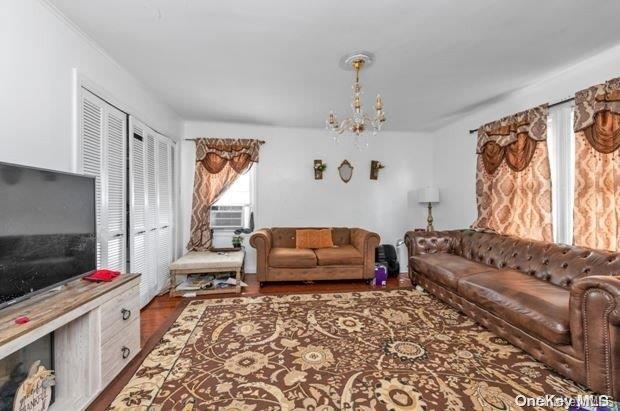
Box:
83;269;121;282
14;316;29;325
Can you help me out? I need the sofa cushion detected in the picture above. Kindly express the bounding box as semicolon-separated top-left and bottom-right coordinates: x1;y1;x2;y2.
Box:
296;229;334;249
331;227;351;246
410;253;495;290
315;245;363;266
271;227;351;248
269;248;317;268
458;270;570;345
271;228;298;248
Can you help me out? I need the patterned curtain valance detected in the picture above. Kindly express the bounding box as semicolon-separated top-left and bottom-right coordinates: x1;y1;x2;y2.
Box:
573;77;620;154
476;104;548;174
195;138;265;174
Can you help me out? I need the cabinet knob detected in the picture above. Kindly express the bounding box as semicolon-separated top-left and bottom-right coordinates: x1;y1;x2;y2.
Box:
121;346;131;359
121;308;131;320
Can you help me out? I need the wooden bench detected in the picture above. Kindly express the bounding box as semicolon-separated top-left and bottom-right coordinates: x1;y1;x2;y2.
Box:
169;250;245;297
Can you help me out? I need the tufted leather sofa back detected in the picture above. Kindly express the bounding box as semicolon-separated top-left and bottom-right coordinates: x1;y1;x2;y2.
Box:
458;230;620;289
270;227;351;248
409;230;462;255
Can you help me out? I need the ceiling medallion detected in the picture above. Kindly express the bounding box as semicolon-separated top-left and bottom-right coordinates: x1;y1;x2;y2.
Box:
326;51;386;148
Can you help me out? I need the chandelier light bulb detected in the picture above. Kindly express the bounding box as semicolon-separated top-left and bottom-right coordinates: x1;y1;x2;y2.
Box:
353;96;361;111
375;94;383;111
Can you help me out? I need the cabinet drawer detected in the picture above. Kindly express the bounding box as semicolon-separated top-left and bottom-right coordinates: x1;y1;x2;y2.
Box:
101;285;140;342
101;317;140;387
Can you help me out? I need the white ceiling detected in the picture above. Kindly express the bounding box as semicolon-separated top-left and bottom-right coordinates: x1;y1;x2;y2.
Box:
50;0;620;131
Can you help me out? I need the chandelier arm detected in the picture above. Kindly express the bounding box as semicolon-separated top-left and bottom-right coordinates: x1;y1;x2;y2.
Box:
340;118;352;132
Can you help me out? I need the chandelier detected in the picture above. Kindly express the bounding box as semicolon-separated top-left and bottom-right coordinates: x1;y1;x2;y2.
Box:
326;52;386;147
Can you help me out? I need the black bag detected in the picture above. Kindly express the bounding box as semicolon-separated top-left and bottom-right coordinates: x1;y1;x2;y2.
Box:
375;244;400;276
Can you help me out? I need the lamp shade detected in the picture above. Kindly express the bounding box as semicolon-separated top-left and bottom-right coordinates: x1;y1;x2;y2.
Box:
417;186;440;204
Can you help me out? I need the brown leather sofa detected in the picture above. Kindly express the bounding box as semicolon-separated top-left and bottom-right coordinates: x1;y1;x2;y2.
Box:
250;227;380;285
405;229;620;398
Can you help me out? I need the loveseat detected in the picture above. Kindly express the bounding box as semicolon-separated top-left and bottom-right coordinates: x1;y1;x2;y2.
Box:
250;227;379;285
405;229;620;398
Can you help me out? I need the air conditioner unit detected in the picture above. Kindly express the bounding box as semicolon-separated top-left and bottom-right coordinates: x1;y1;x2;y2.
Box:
211;205;249;229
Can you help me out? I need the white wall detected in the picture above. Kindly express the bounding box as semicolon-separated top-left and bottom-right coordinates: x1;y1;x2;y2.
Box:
0;0;182;174
181;121;435;273
432;43;620;230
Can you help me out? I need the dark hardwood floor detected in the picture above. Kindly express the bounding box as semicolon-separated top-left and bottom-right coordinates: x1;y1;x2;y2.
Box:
90;273;412;410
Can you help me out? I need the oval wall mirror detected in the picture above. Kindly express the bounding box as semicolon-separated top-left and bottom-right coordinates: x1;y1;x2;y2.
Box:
338;160;354;183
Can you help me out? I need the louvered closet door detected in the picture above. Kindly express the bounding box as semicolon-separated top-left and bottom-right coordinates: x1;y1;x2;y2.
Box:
104;106;127;271
170;144;177;256
80;89;127;272
128;118;176;307
157;140;172;291
145;130;160;304
80;92;104;267
129;117;152;307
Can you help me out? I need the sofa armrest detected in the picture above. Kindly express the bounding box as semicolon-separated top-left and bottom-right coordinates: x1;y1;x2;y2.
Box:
404;231;460;286
569;275;620;397
404;230;457;256
350;228;380;279
250;229;272;282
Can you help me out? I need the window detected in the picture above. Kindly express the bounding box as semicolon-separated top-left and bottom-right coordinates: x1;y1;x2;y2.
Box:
211;167;255;230
547;101;575;244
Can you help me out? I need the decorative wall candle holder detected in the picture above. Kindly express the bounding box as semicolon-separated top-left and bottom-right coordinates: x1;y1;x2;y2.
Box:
370;160;385;180
314;160;327;180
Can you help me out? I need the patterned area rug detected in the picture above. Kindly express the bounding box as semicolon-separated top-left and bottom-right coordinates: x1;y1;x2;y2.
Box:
109;289;589;410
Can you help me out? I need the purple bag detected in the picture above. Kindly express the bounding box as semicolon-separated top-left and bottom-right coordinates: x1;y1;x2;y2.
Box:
374;264;388;287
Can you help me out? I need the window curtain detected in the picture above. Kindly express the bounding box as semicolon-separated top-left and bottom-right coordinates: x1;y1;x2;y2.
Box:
187;138;264;251
472;104;553;241
573;77;620;251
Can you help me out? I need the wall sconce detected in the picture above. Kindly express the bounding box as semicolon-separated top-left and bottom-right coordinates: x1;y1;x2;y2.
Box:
314;160;327;180
370;160;385;180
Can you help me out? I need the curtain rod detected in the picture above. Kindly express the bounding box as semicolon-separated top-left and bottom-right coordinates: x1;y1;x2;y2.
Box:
184;138;266;144
467;96;575;134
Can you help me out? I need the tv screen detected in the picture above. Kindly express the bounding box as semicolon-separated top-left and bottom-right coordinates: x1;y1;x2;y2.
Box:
0;162;96;308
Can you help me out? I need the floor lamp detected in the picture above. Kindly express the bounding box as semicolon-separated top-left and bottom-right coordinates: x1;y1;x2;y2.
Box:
417;186;440;232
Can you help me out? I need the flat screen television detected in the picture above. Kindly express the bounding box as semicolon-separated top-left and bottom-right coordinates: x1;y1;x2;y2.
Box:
0;162;96;309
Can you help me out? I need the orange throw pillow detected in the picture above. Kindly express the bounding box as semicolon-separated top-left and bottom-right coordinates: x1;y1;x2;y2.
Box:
296;229;334;249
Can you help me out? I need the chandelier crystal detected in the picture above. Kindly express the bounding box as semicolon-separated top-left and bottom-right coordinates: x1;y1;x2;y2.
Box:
326;52;386;148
